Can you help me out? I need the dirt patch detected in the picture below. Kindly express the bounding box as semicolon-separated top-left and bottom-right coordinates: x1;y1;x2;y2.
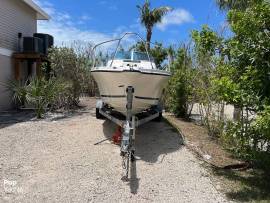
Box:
164;113;244;168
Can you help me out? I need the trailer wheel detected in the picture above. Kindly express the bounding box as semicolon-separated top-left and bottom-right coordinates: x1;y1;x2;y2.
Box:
96;108;104;119
154;112;162;122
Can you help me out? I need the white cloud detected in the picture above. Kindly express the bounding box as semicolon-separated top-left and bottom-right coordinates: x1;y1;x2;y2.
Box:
157;8;194;31
33;0;145;52
80;14;92;21
37;20;113;47
33;0;114;47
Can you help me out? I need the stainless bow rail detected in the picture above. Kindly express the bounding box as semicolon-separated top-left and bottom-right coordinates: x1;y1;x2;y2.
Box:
91;32;154;69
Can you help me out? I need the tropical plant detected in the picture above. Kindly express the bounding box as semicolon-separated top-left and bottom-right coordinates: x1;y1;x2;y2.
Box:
7;77;65;118
5;80;28;106
137;0;171;49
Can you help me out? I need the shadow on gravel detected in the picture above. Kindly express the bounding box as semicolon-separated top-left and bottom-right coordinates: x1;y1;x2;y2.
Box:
129;161;139;194
0;109;91;129
102;119;184;163
0;98;96;129
0;110;35;129
102;119;184;194
213;168;270;202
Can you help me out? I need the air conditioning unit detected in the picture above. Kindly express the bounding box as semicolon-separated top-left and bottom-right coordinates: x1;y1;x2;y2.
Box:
23;37;43;53
33;33;54;55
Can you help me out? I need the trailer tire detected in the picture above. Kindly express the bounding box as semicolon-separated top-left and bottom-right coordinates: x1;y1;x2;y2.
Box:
96;108;104;119
154;112;162;122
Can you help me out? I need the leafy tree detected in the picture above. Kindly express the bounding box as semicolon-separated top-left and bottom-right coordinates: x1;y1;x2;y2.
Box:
137;0;171;49
191;26;226;136
215;1;270;164
192;25;223;58
150;43;168;69
48;46;92;105
227;1;270;102
166;46;194;118
216;0;260;10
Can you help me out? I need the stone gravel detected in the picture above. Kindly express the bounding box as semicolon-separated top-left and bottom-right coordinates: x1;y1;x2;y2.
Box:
0;106;231;202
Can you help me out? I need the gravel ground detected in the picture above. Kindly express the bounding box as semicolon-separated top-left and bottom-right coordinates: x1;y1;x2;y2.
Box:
0;99;231;202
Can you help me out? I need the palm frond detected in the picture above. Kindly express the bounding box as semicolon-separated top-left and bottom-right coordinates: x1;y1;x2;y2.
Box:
152;6;172;23
137;1;171;27
4;80;27;104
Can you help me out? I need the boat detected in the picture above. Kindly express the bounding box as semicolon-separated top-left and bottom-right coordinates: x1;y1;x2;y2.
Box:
91;33;171;116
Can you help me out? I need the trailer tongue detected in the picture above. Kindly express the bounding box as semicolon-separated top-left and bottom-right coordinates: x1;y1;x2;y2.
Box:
95;86;161;180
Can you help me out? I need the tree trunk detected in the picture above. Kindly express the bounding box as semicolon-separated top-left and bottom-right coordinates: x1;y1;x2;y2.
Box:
233;105;241;121
146;27;152;51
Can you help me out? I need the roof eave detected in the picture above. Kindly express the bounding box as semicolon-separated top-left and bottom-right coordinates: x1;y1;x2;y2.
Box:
37;12;50;20
22;0;50;20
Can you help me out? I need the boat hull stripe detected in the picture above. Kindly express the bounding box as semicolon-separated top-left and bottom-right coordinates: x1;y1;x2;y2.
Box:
101;95;159;101
101;95;125;98
91;70;171;77
135;96;159;100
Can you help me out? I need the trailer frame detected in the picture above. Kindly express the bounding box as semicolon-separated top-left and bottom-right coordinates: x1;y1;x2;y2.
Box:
95;86;161;179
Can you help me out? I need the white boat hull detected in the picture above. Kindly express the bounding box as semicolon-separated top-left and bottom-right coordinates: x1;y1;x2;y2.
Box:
91;69;170;115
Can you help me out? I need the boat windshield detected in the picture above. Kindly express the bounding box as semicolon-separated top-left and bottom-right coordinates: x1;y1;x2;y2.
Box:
114;51;151;61
133;52;149;61
115;51;131;60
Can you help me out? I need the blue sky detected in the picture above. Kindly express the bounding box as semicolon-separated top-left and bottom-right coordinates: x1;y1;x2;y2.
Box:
34;0;228;47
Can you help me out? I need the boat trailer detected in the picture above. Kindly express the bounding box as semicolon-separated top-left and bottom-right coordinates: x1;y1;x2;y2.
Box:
95;86;161;180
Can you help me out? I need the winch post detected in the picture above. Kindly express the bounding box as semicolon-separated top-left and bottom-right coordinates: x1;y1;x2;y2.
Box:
126;86;134;122
120;86;134;155
120;86;135;178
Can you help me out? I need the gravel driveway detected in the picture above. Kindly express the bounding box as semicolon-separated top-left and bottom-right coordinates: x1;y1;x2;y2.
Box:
0;99;231;202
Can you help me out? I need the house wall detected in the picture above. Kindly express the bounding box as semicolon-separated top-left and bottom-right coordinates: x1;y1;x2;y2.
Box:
0;0;37;50
0;54;13;110
0;0;37;111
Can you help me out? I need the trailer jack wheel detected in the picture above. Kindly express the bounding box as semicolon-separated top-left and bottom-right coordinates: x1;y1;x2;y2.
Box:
131;150;135;162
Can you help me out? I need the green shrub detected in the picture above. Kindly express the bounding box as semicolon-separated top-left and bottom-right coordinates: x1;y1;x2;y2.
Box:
222;106;270;168
252;106;270;152
7;77;65;118
47;45;93;105
165;46;194;118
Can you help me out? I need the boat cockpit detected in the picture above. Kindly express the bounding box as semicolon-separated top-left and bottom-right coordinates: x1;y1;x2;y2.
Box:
107;50;156;70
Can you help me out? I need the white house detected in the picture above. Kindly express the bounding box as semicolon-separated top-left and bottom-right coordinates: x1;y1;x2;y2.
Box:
0;0;49;111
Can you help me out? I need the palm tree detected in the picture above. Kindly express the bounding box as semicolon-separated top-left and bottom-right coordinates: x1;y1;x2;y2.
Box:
137;0;171;49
